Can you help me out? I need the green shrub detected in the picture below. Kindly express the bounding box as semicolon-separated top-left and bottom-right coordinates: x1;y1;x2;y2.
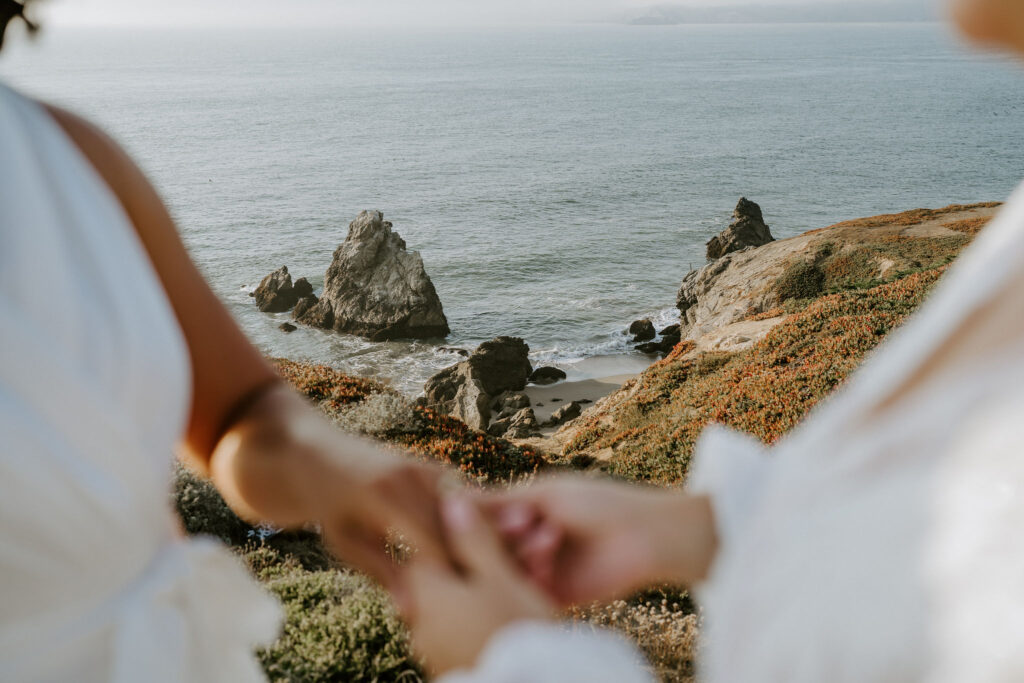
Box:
173;465;254;545
245;547;423;683
774;260;825;303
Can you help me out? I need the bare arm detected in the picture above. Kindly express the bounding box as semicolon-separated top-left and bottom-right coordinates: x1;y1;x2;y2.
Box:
45;104;278;465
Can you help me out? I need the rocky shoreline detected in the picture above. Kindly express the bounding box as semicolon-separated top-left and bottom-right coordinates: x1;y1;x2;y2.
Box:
251;199;1001;447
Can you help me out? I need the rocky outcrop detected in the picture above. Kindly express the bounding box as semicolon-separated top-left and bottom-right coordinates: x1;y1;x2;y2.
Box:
628;319;656;342
293;278;314;300
489;408;542;439
634;323;682;355
422;337;533;432
254;266;300;313
705;198;774;260
293;295;318;320
450;378;491;431
296;211;450;341
539;202;1003;466
529;367;567;385
492;391;532;418
542;401;582;428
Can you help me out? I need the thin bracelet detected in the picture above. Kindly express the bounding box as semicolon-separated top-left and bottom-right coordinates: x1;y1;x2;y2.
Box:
212;378;284;447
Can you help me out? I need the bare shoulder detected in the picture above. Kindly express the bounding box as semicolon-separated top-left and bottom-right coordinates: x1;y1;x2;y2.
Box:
41;100;279;461
41;102;151;200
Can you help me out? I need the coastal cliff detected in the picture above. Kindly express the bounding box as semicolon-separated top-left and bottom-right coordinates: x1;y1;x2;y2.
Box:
543;202;1000;482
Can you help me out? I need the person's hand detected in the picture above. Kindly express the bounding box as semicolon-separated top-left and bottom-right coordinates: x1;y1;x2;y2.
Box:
480;476;717;606
209;384;453;595
399;494;555;676
305;436;451;597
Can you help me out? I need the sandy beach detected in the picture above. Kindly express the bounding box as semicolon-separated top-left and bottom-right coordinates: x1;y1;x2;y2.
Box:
524;374;634;428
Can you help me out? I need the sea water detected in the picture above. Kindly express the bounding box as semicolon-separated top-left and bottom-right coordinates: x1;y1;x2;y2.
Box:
2;23;1021;394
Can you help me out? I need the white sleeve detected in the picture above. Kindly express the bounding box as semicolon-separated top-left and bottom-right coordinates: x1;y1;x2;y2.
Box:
686;423;771;548
437;621;656;683
927;395;1024;683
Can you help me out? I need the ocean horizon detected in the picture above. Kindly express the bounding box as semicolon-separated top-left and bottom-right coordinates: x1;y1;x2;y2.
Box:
2;22;1021;394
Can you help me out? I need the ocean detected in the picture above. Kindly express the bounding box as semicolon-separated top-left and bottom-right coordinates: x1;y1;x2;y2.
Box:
2;23;1021;394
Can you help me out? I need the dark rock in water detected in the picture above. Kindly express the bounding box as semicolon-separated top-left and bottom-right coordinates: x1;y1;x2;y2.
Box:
422;337;533;430
296;298;333;328
579;399;593;404
440;347;471;357
659;325;683;353
542;401;582;428
535;402;544;407
296;210;449;340
293;294;318;320
279;322;297;333
529;366;567;385
254;266;298;313
628;319;656;342
636;342;662;354
293;277;314;300
490;408;542;439
705;197;775;260
551;398;562;403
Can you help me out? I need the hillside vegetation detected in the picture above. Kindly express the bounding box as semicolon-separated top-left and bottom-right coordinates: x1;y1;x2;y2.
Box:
174;202;998;682
557;203;998;483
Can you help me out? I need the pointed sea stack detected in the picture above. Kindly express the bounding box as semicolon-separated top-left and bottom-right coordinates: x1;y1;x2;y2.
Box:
296;210;450;340
705;197;775;260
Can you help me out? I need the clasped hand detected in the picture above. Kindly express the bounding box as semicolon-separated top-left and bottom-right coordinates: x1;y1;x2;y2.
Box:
392;477;718;675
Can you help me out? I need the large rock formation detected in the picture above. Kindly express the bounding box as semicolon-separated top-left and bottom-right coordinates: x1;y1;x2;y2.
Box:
705;198;775;260
296;211;450;341
422;337;533;432
254;266;299;312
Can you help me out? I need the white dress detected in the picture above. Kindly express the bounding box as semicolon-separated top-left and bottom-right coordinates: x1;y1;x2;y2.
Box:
0;84;280;682
445;184;1024;683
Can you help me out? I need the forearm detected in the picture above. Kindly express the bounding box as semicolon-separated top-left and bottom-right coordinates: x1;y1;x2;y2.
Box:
207;383;343;528
645;492;719;586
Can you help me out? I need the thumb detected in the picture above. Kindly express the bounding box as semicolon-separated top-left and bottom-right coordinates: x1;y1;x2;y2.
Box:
442;494;518;578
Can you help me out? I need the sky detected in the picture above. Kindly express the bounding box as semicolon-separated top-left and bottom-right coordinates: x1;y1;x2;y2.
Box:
38;0;942;28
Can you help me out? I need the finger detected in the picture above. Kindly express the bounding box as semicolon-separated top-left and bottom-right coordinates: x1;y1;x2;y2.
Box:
368;464;450;564
517;521;563;590
394;556;456;625
441;494;519;578
476;481;554;511
325;523;401;590
494;502;538;535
